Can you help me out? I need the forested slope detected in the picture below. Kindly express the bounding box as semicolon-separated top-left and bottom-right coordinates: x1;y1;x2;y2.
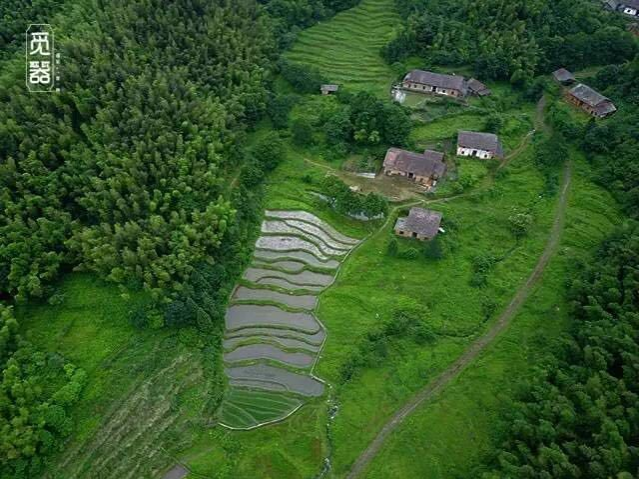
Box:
386;0;637;82
485;224;639;478
0;1;367;476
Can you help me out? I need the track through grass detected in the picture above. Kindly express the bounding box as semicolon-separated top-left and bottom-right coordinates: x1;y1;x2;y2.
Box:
286;0;399;95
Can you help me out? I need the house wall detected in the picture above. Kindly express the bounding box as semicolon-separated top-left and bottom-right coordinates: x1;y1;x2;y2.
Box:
566;93;608;118
394;228;430;241
384;168;434;185
403;81;462;98
457;146;494;159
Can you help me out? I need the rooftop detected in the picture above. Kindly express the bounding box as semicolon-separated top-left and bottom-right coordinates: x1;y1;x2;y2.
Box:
457;131;504;157
395;207;443;238
403;70;467;92
467;78;491;95
569;83;610;107
552;68;575;83
383;148;446;178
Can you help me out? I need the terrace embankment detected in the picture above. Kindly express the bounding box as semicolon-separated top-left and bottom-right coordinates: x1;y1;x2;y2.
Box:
218;210;360;429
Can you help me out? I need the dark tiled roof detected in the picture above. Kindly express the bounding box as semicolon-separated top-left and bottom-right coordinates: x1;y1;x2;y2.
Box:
552;68;575;83
457;131;503;157
395;207;443;238
624;0;639;9
383;148;446;178
403;70;467;93
467;78;490;95
594;101;617;116
569;83;609;107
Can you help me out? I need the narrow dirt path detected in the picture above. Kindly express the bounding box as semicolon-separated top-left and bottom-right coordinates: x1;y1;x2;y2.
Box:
498;95;546;171
346;160;572;479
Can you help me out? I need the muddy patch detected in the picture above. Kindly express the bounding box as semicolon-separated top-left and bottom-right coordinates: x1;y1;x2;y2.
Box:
262;220;351;254
284;219;355;250
265;210;359;245
226;364;325;397
256;236;333;261
254;249;339;269
223;335;321;353
233;286;318;310
251;259;307;273
224;344;315;368
225;304;320;333
244;268;334;287
226;326;326;346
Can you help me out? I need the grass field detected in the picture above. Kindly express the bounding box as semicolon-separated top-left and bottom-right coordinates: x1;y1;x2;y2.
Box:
360;156;622;478
286;0;400;95
18;274;223;479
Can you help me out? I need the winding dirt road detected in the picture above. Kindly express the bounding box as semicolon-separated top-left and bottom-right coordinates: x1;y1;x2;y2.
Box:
346;160;572;479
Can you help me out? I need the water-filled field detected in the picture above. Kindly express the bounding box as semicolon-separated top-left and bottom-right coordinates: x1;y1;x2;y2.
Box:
219;210;359;429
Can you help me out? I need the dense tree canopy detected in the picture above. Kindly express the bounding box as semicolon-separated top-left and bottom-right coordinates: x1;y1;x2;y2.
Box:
485;224;639;478
385;0;637;81
582;59;639;218
0;0;276;301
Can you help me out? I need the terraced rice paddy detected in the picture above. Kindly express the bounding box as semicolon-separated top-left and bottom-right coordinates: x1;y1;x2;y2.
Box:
285;0;400;95
219;210;360;429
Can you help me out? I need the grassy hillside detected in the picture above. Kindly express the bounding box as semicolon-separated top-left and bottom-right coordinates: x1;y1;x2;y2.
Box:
286;0;399;95
17;274;222;478
358;156;622;478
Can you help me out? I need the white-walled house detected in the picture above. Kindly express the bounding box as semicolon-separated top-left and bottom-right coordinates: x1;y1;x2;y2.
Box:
456;131;504;159
605;0;639;16
402;70;468;98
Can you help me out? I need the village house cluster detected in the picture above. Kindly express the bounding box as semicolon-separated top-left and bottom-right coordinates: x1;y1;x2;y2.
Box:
552;68;617;118
380;64;617;243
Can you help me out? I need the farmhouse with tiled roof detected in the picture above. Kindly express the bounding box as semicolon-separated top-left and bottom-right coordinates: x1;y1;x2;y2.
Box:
383;148;446;186
402;70;468;98
394;207;442;241
567;84;617;118
456;131;504;159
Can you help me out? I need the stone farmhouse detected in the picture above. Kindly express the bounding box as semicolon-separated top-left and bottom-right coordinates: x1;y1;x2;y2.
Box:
395;207;442;241
605;0;639;17
457;131;504;159
383;148;446;186
402;70;468;98
552;68;576;85
567;84;617;118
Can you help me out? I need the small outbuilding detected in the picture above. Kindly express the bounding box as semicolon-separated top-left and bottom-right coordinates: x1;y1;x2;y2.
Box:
321;84;339;95
457;131;504;159
383;148;446;186
394;207;442;241
552;68;576;85
566;83;617;118
467;78;492;97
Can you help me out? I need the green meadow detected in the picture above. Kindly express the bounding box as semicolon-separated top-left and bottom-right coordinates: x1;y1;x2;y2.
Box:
361;158;621;478
286;0;400;96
